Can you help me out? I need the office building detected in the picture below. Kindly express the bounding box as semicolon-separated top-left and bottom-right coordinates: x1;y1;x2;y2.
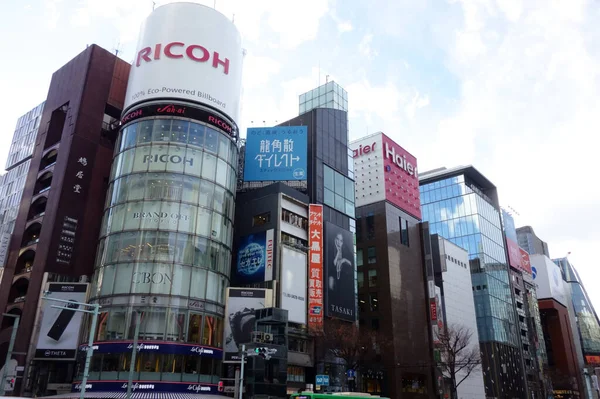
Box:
237;80;356;393
0;44;129;396
83;3;244;395
430;235;486;399
419;166;528;398
531;254;584;397
517;226;550;258
0;102;44;268
351;133;433;398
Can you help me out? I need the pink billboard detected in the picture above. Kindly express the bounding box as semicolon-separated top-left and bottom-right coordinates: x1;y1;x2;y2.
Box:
381;133;421;219
506;237;522;270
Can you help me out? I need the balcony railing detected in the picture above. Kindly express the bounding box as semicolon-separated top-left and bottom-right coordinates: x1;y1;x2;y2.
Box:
23;238;39;247
37;186;51;195
13;296;26;303
16;267;33;275
28;211;45;221
41;161;57;171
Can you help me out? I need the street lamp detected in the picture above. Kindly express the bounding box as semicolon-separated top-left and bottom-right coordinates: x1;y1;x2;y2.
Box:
42;293;100;399
0;313;20;396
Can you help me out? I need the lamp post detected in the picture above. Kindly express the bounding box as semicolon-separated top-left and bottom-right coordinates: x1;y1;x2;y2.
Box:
42;294;100;399
0;313;20;396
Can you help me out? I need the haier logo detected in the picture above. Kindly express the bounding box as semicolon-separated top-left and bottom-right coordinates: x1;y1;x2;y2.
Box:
136;42;230;75
353;142;375;158
385;142;417;178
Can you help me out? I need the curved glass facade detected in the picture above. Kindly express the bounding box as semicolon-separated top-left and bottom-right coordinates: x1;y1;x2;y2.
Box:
86;113;238;388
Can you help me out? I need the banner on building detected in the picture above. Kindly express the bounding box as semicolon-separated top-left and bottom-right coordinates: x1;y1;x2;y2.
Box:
324;222;356;322
281;246;307;325
235;229;274;285
308;204;324;331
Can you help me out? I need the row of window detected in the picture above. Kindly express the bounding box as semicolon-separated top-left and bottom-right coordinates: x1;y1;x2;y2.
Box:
101;200;233;245
109;144;237;193
106;173;234;218
358;293;379;313
94;307;223;345
356;247;377;267
96;231;231;273
323;164;355;218
92;263;226;302
357;269;377;289
118;119;237;166
445;253;467;269
281;209;308;230
287;366;305;382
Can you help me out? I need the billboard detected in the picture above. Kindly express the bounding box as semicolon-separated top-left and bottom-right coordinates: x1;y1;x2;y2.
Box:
281;247;307;325
243;126;308;182
308;205;324;331
324;222;356;321
35;283;88;360
124;2;244;125
223;288;272;360
235;229;274;284
505;237;522;270
519;248;533;275
530;254;567;307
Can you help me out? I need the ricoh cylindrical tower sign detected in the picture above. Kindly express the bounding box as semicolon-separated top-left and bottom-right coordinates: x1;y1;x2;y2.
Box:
123;2;244;125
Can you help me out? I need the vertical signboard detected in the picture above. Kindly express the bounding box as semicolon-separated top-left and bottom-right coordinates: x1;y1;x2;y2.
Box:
324;222;356;321
243;126;308;182
308;204;324;331
281;247;307;325
223;288;271;361
35;283;88;360
519;248;532;275
234;229;274;285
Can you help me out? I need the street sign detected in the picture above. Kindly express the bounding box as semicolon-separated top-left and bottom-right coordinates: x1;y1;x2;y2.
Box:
316;375;329;386
347;369;356;380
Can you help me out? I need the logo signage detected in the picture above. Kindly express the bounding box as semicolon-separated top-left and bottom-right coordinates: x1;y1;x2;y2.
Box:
316;375;330;386
519;247;533;275
136;42;230;75
385;142;417;177
430;300;438;321
121;102;237;138
78;341;221;358
353;142;376;158
308;205;324;332
73;381;217;393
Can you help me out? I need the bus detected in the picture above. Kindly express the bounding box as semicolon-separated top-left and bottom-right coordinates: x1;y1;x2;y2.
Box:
291;392;390;399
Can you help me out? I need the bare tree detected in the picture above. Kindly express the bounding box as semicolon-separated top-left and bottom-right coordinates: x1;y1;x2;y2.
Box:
436;324;481;399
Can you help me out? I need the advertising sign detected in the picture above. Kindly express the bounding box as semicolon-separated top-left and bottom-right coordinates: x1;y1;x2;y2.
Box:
381;133;421;219
235;230;274;285
79;341;221;358
530;254;567;307
324;222;356;321
72;381;218;394
223;288;271;360
243;126;308;182
308;205;324;331
124;2;244;125
505;237;522;271
519;248;533;275
281;247;307;325
35;283;88;360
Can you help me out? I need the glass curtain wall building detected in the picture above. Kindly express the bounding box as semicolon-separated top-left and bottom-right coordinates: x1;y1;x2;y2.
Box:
419;166;527;398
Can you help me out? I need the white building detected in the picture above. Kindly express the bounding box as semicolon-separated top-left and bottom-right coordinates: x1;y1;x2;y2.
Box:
432;235;486;399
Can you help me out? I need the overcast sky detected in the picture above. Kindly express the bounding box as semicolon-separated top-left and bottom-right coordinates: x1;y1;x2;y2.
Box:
1;0;598;308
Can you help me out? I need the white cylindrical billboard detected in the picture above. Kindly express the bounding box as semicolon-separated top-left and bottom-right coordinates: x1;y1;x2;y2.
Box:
124;3;244;124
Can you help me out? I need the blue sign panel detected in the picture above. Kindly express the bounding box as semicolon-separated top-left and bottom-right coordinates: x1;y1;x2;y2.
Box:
243;126;308;181
236;231;267;284
78;341;222;358
72;381;218;394
316;375;330;386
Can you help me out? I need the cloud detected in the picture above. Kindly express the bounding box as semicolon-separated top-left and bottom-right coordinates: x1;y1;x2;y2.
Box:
242;55;281;89
358;33;378;59
337;21;353;33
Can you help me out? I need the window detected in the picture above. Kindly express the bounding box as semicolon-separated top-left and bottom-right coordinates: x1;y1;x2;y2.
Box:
357;248;364;267
366;215;375;240
252;212;270;226
370;293;378;311
282;209;308;229
289;338;308;353
358;295;366;313
368;269;377;288
400;217;409;247
358;272;364;289
323;164;355;217
287;366;305;382
368;247;376;264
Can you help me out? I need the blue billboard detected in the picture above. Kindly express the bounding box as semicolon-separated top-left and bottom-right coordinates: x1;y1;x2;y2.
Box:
243;126;308;181
235;230;274;284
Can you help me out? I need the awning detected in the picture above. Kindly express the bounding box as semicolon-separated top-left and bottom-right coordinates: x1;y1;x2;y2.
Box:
39;392;229;399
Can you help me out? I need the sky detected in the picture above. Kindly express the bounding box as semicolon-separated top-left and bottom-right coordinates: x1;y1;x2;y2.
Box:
0;1;598;307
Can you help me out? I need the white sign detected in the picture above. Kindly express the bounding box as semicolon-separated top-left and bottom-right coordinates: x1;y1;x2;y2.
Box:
530;254;567;307
124;2;244;124
281;247;307;325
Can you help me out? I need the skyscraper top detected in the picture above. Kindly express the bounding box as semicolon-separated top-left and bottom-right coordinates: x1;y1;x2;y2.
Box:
299;80;348;114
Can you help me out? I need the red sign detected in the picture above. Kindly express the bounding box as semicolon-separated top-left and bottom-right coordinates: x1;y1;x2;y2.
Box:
430;300;438;321
136;42;230;75
308;204;324;332
506;237;522;271
381;134;421;220
586;355;600;364
519;247;532;275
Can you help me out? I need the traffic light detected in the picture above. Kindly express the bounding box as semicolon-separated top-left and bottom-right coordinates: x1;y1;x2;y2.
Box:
254;347;270;359
218;381;224;392
6;378;15;390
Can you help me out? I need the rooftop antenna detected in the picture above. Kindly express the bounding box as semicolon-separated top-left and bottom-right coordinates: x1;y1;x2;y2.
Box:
326;74;330;83
318;61;321;87
113;41;122;57
214;0;216;8
152;1;156;11
232;13;235;23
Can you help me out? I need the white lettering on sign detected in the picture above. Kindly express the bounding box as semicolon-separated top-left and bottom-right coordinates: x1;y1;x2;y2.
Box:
385;142;417;178
352;142;376;158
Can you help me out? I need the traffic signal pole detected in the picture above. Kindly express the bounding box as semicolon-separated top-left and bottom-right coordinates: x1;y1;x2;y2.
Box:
0;314;19;396
238;344;246;399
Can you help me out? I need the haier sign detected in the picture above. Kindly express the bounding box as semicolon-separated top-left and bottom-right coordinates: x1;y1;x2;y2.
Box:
243;126;307;182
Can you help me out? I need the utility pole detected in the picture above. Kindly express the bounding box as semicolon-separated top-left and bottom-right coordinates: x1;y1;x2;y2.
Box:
0;314;19;396
238;344;246;399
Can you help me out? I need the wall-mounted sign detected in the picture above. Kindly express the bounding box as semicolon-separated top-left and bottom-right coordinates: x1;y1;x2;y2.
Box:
308;204;324;331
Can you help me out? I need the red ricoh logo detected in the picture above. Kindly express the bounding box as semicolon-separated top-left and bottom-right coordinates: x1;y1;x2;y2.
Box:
136;42;230;75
